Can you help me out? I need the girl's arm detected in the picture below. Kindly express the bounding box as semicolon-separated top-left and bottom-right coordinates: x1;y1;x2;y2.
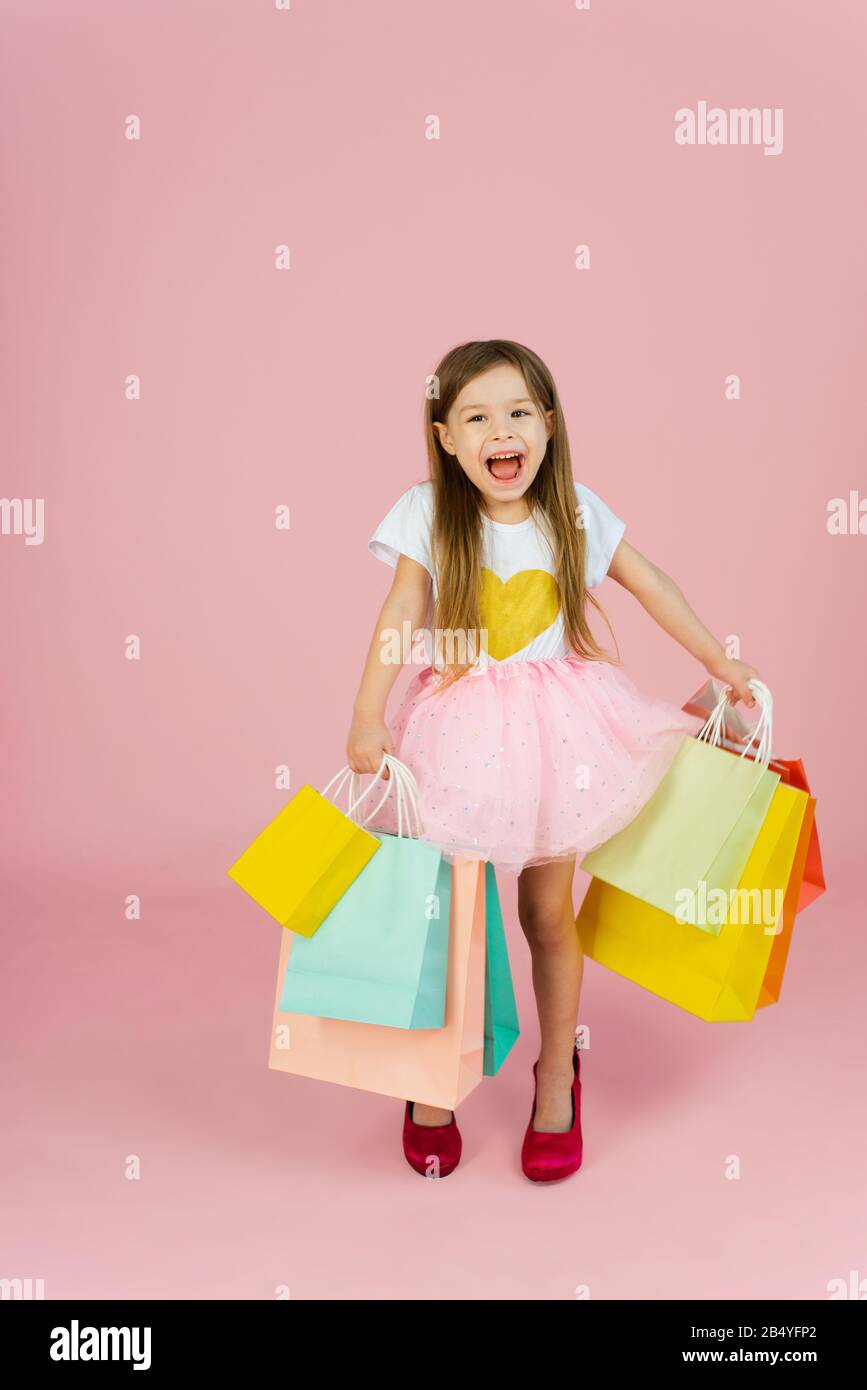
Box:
347;554;432;773
607;540;760;708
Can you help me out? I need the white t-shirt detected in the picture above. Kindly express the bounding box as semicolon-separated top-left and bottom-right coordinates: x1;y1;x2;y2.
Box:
368;479;626;665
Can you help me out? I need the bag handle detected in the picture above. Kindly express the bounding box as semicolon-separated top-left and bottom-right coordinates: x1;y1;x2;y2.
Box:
392;760;424;838
348;755;423;839
320;755;386;809
319;755;424;838
320;753;394;826
695;677;773;767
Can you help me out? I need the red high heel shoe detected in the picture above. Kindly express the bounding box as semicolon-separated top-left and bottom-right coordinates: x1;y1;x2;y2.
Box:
402;1101;462;1178
521;1045;583;1182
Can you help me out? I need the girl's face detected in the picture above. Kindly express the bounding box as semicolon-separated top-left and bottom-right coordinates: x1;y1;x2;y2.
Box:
433;362;555;506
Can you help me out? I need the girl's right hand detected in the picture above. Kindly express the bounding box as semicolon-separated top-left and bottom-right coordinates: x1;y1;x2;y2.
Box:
347;715;394;776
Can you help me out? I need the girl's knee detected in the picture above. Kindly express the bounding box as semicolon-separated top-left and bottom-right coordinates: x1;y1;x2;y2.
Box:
518;897;574;945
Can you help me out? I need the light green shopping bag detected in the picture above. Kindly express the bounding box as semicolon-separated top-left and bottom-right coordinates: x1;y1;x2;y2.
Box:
483;862;519;1075
279;759;449;1029
581;680;781;934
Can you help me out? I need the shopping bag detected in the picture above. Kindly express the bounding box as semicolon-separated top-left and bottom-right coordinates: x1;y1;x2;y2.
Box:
279;760;449;1029
483;862;520;1075
683;678;825;914
679;681;822;1006
577;779;810;1021
268;857;487;1109
762;762;824;913
757;794;816;1008
581;680;780;933
226;761;386;936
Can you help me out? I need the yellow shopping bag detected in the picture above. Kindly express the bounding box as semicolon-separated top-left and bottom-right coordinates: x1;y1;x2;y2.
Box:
227;765;383;936
581;681;782;932
576;781;809;1021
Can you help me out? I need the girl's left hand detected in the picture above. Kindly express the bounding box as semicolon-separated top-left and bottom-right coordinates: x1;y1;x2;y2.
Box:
704;656;762;709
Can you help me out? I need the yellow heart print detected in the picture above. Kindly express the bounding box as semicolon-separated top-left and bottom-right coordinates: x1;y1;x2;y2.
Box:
479;568;561;661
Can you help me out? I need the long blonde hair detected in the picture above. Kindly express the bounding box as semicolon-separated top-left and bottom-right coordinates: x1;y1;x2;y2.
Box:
425;339;619;684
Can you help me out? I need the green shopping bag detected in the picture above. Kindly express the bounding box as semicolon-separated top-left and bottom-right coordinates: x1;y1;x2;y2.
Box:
581;680;781;935
483;862;520;1074
279;760;449;1029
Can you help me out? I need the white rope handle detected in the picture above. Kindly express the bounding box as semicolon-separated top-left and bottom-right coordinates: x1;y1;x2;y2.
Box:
355;757;424;837
348;755;396;826
319;754;424;838
320;752;389;819
319;764;355;804
350;760;406;836
347;755;424;838
387;759;423;838
695;678;774;768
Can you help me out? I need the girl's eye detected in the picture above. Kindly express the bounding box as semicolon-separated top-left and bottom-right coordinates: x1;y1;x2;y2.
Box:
467;409;531;423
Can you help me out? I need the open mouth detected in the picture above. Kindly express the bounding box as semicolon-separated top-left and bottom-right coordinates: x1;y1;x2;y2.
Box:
484;450;526;484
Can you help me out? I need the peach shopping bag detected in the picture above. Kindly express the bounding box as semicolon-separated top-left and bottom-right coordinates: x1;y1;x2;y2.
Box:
268;856;487;1109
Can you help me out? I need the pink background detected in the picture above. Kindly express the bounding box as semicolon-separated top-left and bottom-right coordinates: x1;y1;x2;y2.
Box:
2;0;865;1299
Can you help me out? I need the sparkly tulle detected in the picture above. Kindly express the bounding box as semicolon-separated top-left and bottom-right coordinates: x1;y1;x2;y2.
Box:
363;654;704;875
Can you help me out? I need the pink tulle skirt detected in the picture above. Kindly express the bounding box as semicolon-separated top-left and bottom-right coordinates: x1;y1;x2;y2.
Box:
364;654;704;874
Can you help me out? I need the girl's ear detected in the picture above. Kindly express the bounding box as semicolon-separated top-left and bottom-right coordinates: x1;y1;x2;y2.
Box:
432;420;454;453
544;408;555;440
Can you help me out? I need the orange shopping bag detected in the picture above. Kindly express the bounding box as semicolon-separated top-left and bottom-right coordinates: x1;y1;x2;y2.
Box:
757;794;816;1008
268;856;486;1109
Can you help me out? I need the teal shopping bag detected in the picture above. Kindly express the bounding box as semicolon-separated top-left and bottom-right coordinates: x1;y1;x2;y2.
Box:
279;831;450;1029
483;863;520;1075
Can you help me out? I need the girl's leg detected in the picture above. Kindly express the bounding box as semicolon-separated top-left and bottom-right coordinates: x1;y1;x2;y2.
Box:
409;856;583;1130
517;855;583;1132
406;1100;452;1125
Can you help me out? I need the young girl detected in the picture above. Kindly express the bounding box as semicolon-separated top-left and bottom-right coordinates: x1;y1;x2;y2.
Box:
347;339;761;1183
